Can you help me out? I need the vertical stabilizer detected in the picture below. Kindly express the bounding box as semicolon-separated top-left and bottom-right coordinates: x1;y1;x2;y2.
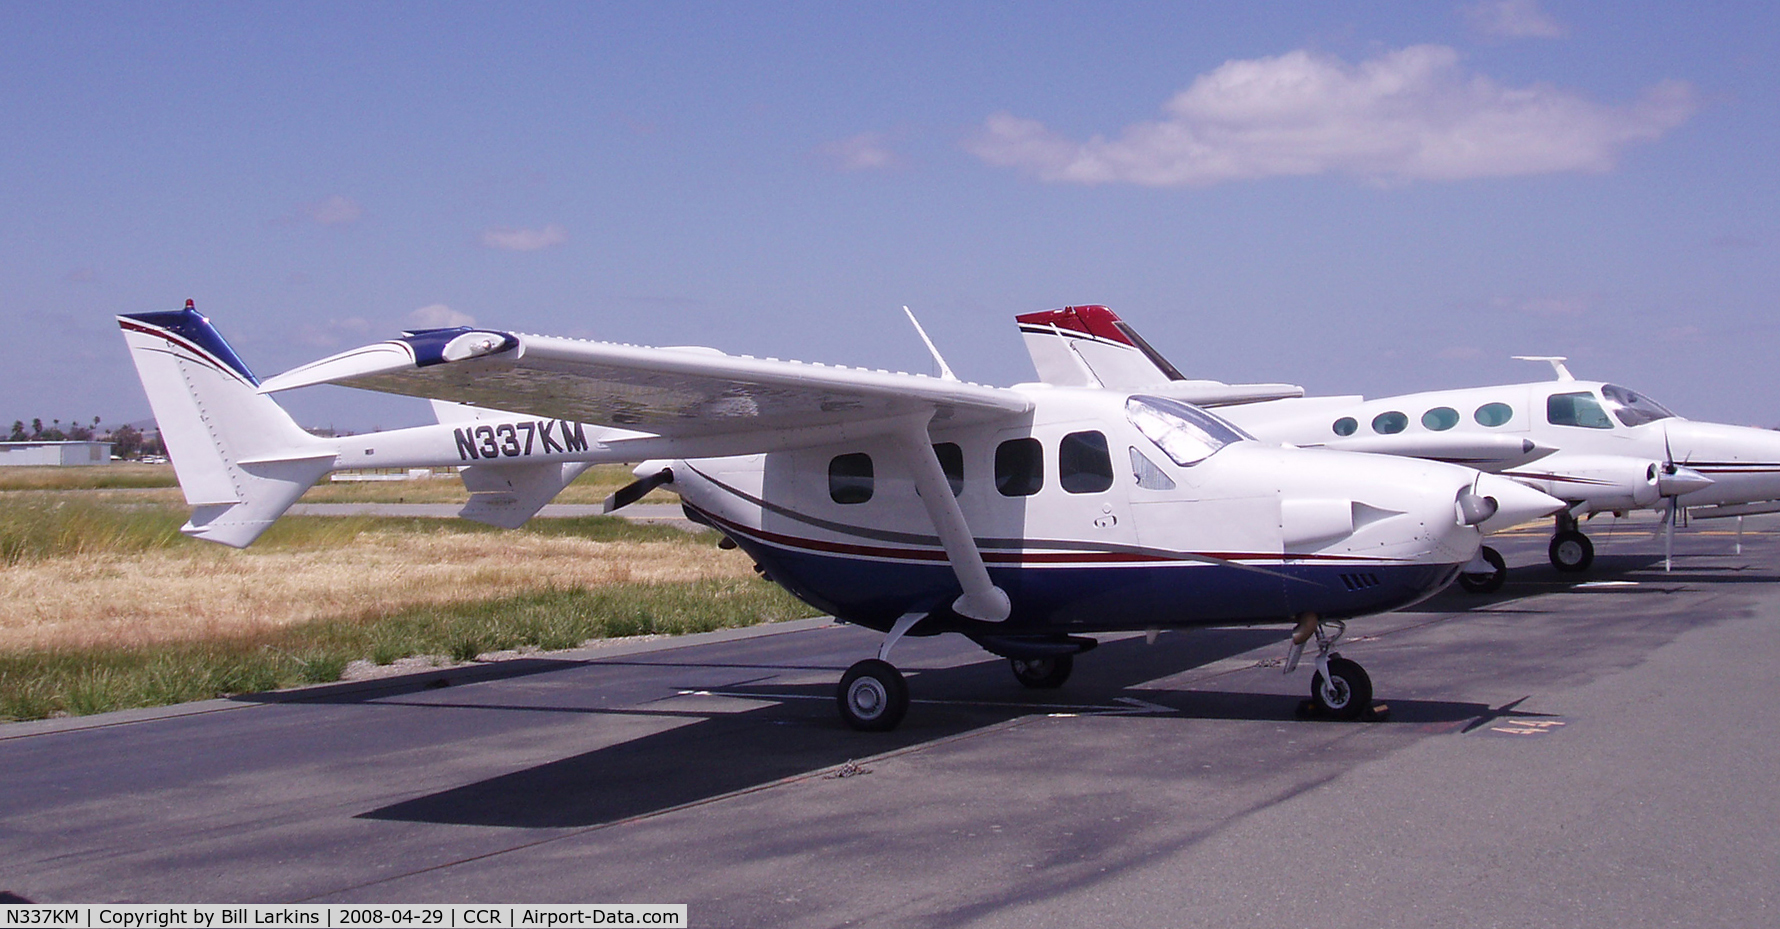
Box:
1015;305;1184;389
118;302;335;547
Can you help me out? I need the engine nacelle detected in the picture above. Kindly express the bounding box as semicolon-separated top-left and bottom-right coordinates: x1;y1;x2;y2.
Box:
1504;454;1662;511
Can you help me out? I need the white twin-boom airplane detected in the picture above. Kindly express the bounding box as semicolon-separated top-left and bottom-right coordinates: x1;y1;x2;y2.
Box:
119;302;1563;730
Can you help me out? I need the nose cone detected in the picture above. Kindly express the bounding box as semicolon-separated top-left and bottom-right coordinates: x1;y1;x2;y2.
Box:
1658;465;1713;497
1472;473;1566;534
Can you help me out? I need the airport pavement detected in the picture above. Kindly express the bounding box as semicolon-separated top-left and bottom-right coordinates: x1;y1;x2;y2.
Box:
2;515;1777;927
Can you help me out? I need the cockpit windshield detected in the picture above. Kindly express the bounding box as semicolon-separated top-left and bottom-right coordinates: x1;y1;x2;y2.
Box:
1126;395;1251;467
1601;384;1677;427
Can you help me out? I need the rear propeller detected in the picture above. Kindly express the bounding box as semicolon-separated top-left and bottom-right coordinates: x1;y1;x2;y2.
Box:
603;467;674;514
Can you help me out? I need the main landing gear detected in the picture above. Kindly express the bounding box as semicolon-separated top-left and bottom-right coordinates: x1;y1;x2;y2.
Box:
838;659;909;732
835;613;1095;730
1284;613;1373;720
1460;511;1595;595
1549;512;1594;572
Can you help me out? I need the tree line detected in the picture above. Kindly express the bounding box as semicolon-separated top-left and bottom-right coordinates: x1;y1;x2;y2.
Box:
7;417;165;459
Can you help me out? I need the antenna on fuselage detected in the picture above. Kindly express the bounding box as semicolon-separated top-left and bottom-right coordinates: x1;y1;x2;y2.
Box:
903;306;958;382
1513;355;1575;381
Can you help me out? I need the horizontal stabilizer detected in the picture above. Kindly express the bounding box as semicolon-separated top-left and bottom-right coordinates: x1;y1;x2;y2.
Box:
182;455;335;547
458;460;594;529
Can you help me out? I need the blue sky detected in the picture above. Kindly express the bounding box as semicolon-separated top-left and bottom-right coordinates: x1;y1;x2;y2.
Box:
5;1;1778;432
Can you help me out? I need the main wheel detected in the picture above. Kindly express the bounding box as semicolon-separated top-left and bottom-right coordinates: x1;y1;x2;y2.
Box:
837;659;908;731
1549;530;1594;572
1457;546;1507;594
1310;655;1372;721
1010;654;1074;689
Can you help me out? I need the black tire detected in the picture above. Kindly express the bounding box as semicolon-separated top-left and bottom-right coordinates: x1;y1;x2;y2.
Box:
1549;530;1594;572
837;659;908;731
1010;654;1074;689
1310;655;1373;721
1457;546;1507;594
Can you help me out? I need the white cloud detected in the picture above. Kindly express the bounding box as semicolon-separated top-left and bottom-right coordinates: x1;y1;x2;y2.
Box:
294;317;371;349
480;224;567;251
408;304;477;328
965;45;1694;187
818;132;903;171
307;194;363;226
1463;0;1568;39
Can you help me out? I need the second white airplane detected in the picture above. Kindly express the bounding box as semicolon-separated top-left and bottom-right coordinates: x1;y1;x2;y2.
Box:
1018;305;1780;591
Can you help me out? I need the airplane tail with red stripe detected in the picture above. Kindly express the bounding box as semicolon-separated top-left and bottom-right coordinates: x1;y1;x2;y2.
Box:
117;302;334;547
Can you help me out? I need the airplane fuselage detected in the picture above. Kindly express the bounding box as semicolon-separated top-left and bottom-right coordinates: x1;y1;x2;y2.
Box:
655;387;1550;636
1221;380;1780;516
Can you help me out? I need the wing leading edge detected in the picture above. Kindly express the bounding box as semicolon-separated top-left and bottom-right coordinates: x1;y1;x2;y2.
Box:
258;327;1033;441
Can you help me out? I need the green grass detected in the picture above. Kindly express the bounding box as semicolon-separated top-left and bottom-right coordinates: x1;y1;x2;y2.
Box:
0;495;707;565
0;497;188;565
0;578;814;722
0;463;179;490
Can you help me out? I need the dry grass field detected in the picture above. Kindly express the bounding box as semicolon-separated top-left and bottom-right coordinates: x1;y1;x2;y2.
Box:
0;477;813;721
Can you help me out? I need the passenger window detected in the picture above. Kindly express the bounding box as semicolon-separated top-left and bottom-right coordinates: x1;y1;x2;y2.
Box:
1371;411;1408;435
1059;431;1113;494
1129;447;1176;490
1547;392;1613;429
1422;407;1459;431
995;438;1044;497
1474;402;1514;427
933;442;964;496
828;452;873;504
1332;417;1358;437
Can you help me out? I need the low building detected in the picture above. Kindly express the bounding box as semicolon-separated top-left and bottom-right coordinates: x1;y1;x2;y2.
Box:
0;441;114;466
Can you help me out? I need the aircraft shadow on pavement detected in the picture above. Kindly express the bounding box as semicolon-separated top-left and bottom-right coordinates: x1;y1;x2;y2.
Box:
1419;551;1780;613
355;627;1496;830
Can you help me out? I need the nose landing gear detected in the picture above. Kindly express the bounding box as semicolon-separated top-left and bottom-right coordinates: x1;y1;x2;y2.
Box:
1284;613;1375;721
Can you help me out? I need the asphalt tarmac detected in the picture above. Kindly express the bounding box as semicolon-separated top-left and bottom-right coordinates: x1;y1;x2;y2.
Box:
3;514;1778;927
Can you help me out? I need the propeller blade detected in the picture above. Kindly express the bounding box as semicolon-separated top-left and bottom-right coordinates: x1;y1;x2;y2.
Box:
1664;497;1676;573
603;467;674;514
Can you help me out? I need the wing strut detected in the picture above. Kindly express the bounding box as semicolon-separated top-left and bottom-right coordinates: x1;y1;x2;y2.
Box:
895;412;1010;623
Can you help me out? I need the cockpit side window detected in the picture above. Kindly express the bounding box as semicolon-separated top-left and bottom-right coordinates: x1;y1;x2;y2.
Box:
1126;395;1250;467
1547;391;1614;429
1601;384;1677;427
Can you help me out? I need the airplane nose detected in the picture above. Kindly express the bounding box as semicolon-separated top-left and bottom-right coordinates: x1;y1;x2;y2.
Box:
1470;472;1565;534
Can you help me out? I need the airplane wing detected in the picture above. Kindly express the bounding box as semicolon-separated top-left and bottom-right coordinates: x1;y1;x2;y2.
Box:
257;326;1033;442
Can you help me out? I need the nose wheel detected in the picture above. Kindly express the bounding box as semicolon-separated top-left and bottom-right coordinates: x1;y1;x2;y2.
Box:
1283;614;1376;721
1311;656;1373;719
